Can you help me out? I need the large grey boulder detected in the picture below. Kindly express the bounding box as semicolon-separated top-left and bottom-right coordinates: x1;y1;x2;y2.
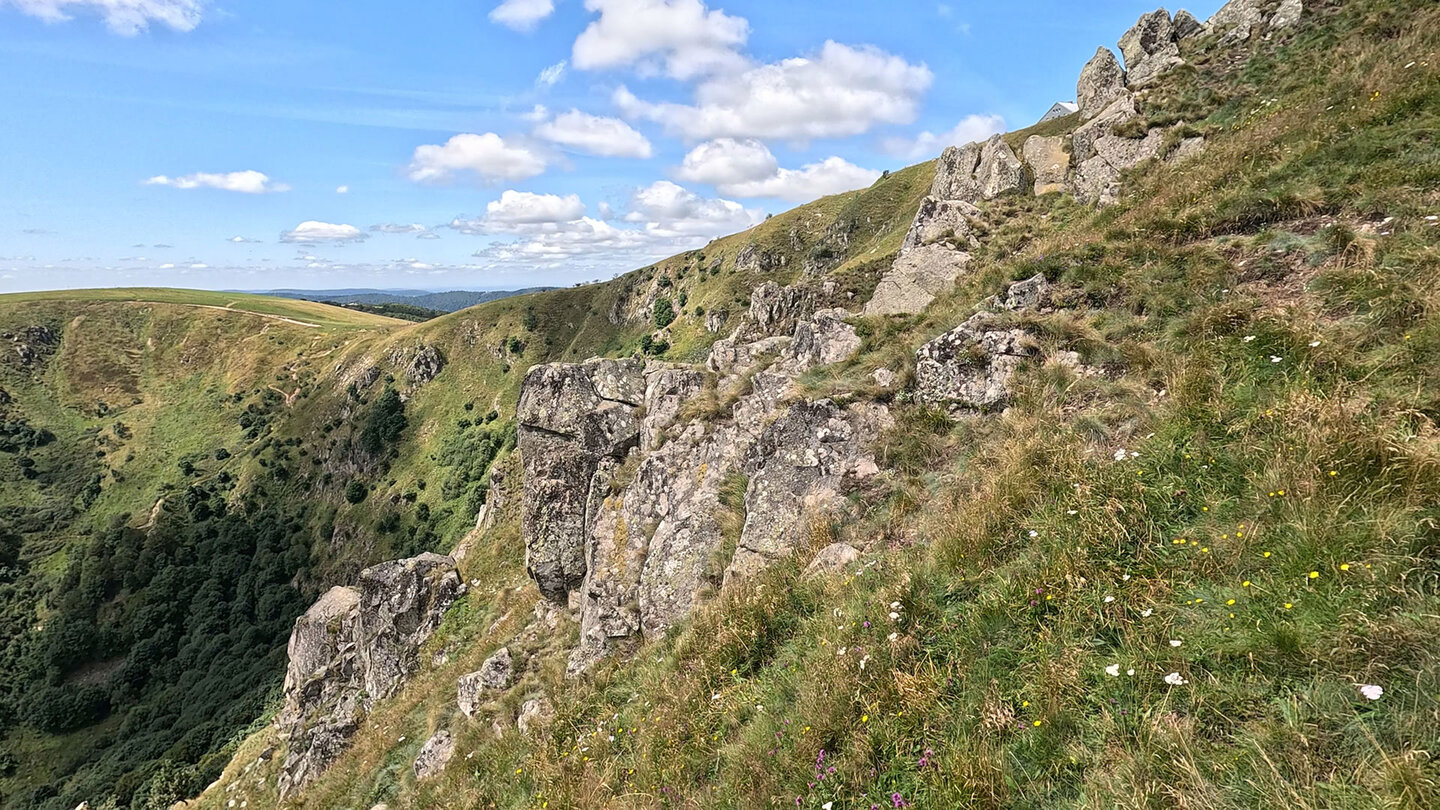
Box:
517;698;555;734
413;730;456;780
804;543;861;579
1118;9;1174;70
456;646;513;717
1071;95;1139;164
1072;127;1168;206
277;554;461;799
1022;136;1070;196
1271;0;1302;29
900;197;980;253
929;141;986;202
865;245;971;316
915;313;1039;411
975;135;1026;200
519;359;644;602
1077;48;1128;119
1208;0;1300;43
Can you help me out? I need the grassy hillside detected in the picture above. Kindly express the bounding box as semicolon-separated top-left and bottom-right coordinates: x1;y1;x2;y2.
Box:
184;0;1440;808
0;158;934;807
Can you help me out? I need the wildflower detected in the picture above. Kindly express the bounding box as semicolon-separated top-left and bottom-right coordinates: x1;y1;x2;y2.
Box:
1114;448;1128;461
1028;530;1039;538
1033;720;1042;727
1164;672;1188;686
892;792;910;808
1122;574;1131;581
890;601;901;609
1104;595;1115;603
889;611;900;621
1141;609;1153;618
1227;599;1236;606
1308;571;1320;579
1309;340;1321;347
1358;684;1384;701
1242;580;1251;587
1127;668;1135;676
1270;356;1283;363
1105;664;1121;677
1244;335;1257;342
1170;640;1183;647
1263;551;1271;558
888;632;898;641
1284;602;1294;609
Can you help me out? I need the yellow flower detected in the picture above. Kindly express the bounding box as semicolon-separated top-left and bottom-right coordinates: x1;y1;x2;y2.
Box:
1022;700;1030;708
861;714;868;723
1329;471;1338;476
1308;571;1319;579
1202;547;1211;553
1226;599;1236;606
1284;603;1293;610
1339;563;1350;571
1263;551;1272;558
1242;581;1251;587
1033;720;1043;727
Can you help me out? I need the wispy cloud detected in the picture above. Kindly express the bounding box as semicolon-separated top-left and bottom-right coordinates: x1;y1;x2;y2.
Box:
145;170;289;194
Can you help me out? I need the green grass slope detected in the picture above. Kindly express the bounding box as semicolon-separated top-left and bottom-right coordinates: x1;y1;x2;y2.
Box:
0;141;936;807
189;1;1440;808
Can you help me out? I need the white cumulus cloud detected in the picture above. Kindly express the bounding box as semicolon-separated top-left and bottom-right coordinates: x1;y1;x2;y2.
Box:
573;0;749;79
406;133;547;184
674;138;879;201
369;223;433;236
450;191;587;235
615;41;933;142
625;180;761;237
881;113;1007;160
4;0;203;35
674;138;778;186
534;110;653;159
721;157;881;202
489;0;554;31
144;170;288;194
279;221;369;244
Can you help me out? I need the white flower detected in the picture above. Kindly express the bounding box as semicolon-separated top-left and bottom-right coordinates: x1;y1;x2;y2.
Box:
1164;672;1188;686
1028;530;1039;538
1271;356;1283;363
823;804;834;810
1105;664;1121;677
838;647;847;656
1122;574;1131;581
889;611;901;621
890;601;901;609
1309;341;1321;347
1244;335;1257;342
1359;684;1384;701
1126;668;1135;676
712;693;721;700
859;655;871;670
1114;448;1128;461
1141;609;1153;618
1104;595;1115;603
1130;452;1140;458
1067;509;1078;515
1170;639;1183;647
888;632;898;641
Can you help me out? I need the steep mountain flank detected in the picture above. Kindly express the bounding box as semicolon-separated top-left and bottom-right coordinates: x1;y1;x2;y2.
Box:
6;0;1440;807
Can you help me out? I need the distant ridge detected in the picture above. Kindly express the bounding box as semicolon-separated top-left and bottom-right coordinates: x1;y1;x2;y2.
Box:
263;287;557;313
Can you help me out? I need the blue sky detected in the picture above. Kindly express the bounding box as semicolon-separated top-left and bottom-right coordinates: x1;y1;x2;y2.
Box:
0;0;1224;292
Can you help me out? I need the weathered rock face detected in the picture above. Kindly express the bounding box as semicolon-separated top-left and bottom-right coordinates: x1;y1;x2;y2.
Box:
1210;0;1300;43
518;359;644;602
1023;136;1070;196
916;313;1038;411
901;197;980;254
865;245;972;316
277;554;461;799
1118;9;1185;88
704;309;730;334
725;400;890;584
357;554;465;700
4;325;60;368
928;136;1024;204
976;135;1026;200
1077;47;1128;119
386;343;447;387
998;274;1053;312
1172;9;1205;40
517;698;555;734
519;281;887;675
413;730;455;780
1068;96;1170;206
735;243;784;274
457;645;514;710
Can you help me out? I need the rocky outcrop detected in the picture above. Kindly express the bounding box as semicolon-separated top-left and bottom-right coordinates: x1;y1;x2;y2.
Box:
735;243;784;274
865;245;972;317
929;136;1024;204
517;698;555;734
4;325;60;368
916;313;1038;411
520;281;887;675
1023;136;1070;196
1068;96;1169;206
386;343;447;386
1119;9;1183;88
277;554;462;799
725;400;889;584
1209;0;1301;43
518;358;644;602
1172;10;1204;40
1077;47;1128;119
413;730;455;780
